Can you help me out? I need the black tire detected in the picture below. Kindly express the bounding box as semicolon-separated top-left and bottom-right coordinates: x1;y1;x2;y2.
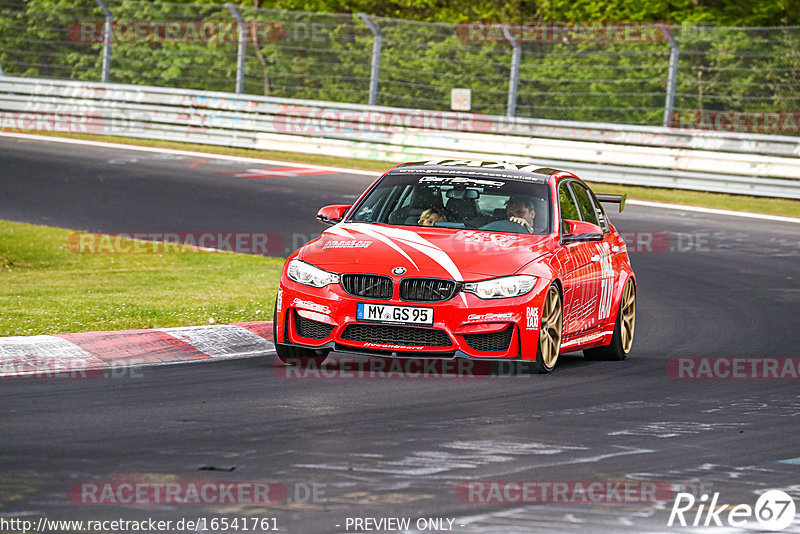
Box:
273;297;279;344
584;278;636;361
273;299;329;368
531;283;563;374
275;343;329;368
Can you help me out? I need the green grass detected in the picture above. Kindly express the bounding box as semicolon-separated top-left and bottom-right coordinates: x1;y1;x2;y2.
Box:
15;130;800;219
0;220;284;337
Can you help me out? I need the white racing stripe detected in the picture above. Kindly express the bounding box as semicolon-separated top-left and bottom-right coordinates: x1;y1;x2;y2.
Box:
157;325;274;358
347;223;464;281
323;225;355;239
333;224;470;304
339;224;420;271
561;330;615;348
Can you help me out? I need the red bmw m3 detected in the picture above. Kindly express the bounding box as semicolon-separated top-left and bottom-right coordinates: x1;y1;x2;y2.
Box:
274;159;636;373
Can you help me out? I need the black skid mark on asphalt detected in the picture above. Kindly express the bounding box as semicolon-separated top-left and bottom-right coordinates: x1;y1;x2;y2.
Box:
199;466;237;472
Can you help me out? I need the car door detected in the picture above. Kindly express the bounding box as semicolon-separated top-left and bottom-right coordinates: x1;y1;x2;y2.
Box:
570;181;614;331
556;180;599;336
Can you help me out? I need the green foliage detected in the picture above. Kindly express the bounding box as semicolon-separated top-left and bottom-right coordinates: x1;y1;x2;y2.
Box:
1;0;798;126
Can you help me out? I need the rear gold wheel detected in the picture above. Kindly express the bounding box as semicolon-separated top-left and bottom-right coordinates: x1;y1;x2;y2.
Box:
620;278;636;354
584;277;636;361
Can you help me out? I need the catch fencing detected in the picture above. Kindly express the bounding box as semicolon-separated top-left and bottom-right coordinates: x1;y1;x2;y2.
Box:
2;1;800;127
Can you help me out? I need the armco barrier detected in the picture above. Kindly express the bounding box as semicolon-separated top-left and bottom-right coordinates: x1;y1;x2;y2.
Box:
1;76;799;198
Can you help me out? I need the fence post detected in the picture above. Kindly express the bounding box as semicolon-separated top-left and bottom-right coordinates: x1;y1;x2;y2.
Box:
504;25;521;118
225;3;247;94
94;0;112;83
659;24;679;128
358;13;382;106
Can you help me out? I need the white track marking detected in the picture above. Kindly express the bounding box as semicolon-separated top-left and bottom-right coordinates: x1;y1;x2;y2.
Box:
0;325;275;376
627;199;800;224
156;325;274;358
0;132;377;176
0;335;104;377
3;132;796;223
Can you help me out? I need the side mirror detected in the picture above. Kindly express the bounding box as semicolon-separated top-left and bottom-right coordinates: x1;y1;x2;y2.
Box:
316;204;351;225
561;219;604;243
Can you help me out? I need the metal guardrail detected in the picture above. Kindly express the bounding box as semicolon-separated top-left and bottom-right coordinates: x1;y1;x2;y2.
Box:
1;76;799;199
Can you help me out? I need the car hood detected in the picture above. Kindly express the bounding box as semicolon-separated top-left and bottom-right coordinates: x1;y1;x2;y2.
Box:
298;222;554;279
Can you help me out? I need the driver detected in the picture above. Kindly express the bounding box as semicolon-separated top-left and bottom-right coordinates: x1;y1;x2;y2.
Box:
505;195;535;232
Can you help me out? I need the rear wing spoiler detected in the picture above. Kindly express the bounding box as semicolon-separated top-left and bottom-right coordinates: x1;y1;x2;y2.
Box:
595;193;627;213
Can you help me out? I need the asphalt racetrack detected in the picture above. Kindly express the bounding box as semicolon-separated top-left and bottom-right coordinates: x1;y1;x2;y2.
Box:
1;134;799;533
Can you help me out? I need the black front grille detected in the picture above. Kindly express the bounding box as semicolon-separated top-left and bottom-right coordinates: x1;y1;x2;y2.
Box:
462;326;514;352
399;278;460;302
342;274;393;299
295;313;334;339
341;324;451;347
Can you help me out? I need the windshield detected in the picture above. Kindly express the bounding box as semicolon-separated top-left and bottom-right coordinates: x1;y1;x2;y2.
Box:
347;172;551;235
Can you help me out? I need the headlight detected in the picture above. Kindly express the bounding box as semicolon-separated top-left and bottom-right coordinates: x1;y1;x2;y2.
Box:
463;275;537;299
286;260;340;288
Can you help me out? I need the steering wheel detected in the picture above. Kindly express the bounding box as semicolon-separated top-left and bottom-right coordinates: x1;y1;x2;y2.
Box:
479;219;532;234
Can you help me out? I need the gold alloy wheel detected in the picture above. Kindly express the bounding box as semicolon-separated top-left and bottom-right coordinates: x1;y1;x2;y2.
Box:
620;279;636;354
539;285;564;369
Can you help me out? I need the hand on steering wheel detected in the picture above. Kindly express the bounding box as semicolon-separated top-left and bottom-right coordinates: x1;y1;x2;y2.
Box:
509;216;533;233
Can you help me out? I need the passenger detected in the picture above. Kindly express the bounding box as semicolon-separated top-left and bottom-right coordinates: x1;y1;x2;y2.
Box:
418;208;447;226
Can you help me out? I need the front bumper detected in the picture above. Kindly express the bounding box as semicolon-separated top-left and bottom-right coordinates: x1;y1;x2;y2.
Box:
276;276;551;361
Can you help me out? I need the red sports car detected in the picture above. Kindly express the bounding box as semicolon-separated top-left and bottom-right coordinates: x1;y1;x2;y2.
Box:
274;160;636;373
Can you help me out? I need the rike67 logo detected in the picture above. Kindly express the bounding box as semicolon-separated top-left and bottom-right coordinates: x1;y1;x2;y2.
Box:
669;490;796;531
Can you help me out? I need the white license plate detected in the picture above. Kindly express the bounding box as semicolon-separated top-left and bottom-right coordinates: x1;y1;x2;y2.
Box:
357;303;433;326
